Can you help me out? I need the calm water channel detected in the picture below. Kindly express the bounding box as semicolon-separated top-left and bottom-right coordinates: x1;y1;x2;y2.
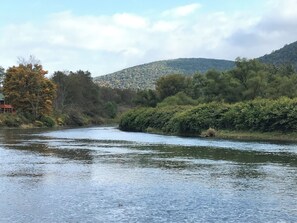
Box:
0;126;297;222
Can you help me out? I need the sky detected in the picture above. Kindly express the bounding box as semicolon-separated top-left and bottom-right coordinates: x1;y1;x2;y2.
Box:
1;0;297;77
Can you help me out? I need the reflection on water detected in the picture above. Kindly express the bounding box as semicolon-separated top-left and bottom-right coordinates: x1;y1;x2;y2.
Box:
0;127;297;222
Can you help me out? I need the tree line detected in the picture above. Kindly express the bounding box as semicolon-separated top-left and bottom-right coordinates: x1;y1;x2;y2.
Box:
135;58;297;107
0;58;136;127
120;58;297;134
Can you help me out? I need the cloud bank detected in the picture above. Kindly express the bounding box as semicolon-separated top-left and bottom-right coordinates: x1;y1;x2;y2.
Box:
1;0;297;76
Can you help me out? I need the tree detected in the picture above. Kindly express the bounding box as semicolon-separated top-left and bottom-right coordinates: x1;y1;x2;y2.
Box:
51;71;70;111
0;66;5;89
134;89;159;107
51;70;103;116
229;58;269;100
3;63;56;118
105;101;118;118
156;74;189;100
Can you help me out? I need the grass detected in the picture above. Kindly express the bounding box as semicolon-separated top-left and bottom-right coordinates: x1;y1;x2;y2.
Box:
215;130;297;143
144;127;297;143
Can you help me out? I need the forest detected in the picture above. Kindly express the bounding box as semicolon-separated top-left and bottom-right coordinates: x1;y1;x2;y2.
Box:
120;58;297;136
0;58;136;127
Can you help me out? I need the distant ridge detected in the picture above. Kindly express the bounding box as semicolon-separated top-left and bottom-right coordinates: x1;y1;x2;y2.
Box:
259;40;297;68
95;40;297;90
95;58;235;90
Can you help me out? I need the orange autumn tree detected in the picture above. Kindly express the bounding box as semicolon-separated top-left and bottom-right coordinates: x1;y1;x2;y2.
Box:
3;61;56;119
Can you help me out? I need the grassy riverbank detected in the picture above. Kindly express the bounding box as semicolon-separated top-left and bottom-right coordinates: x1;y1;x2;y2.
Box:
0;113;117;129
214;130;297;142
145;127;297;143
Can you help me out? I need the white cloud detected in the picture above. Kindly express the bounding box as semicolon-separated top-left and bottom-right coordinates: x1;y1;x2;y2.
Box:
113;13;148;29
1;1;297;76
266;0;297;19
162;3;201;17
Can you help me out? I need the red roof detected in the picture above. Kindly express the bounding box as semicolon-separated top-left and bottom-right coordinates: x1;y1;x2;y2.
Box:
0;104;13;109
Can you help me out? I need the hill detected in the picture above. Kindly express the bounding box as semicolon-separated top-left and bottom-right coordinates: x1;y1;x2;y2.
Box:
95;41;297;90
95;58;235;90
259;41;297;68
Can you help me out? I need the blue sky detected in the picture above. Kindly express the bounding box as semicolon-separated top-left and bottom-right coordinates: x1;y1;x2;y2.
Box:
1;0;297;76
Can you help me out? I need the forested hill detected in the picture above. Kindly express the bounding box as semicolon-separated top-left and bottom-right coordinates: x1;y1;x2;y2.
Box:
94;58;235;90
95;41;297;90
259;41;297;68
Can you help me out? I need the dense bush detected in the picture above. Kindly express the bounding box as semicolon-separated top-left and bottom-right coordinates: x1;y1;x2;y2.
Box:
40;116;56;127
119;97;297;134
119;106;185;132
0;114;32;127
161;103;229;134
157;92;197;107
64;109;89;126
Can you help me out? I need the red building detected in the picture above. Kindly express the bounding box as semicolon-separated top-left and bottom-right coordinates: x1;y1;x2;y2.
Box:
0;93;14;113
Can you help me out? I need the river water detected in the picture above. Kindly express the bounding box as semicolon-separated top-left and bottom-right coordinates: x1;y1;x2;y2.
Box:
0;126;296;222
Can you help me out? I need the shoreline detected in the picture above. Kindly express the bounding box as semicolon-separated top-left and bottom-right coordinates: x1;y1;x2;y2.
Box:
2;122;297;143
215;130;297;143
144;127;297;143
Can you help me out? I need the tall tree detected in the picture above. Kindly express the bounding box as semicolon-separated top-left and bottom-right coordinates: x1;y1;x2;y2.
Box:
156;74;189;100
3;63;56;118
0;66;5;89
51;71;70;111
51;70;102;116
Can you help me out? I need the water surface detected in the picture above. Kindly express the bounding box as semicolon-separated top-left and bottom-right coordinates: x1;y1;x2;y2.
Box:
0;127;297;222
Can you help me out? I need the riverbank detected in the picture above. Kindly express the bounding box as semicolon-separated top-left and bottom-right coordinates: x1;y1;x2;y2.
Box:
0;112;118;129
145;127;297;143
214;130;297;143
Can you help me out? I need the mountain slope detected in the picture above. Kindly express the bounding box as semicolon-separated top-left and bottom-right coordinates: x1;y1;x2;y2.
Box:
95;40;297;90
259;41;297;68
95;58;235;90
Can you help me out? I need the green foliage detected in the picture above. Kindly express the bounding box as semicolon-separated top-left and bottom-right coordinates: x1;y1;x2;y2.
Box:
52;70;102;115
165;103;229;134
95;58;235;90
0;66;5;88
0;113;32;127
3;115;22;127
259;41;297;70
141;58;297;109
120;97;297;135
105;101;118;118
158;92;197;107
51;71;137;124
40;116;56;127
119;106;184;132
156;74;190;100
134;89;159;107
64;108;89;126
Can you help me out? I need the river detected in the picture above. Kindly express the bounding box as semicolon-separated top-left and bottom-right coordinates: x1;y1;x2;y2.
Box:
0;126;296;222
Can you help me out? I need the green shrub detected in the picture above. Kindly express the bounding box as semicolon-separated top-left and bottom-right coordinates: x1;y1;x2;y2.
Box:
3;114;22;127
64;110;87;126
40;116;56;127
119;97;297;134
105;101;118;118
158;92;197;107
